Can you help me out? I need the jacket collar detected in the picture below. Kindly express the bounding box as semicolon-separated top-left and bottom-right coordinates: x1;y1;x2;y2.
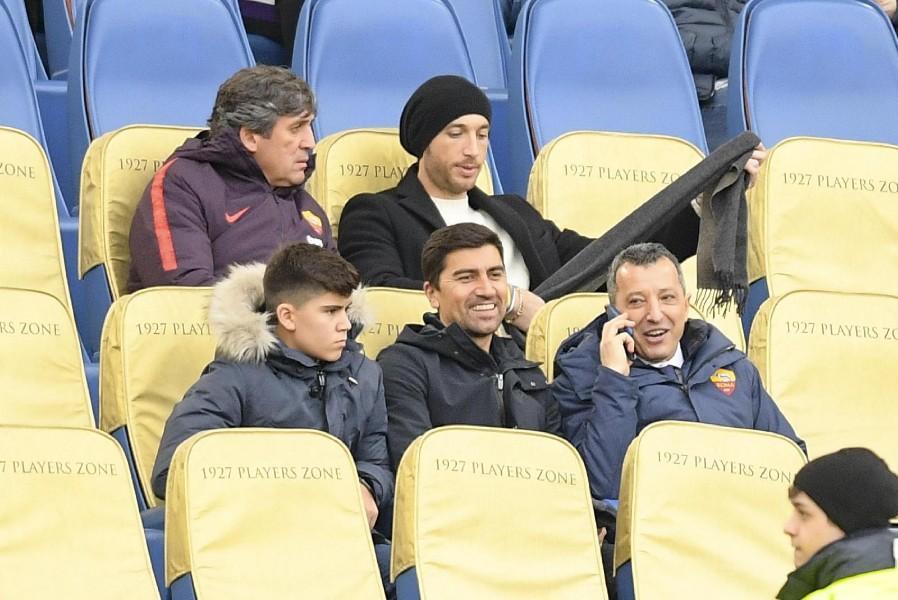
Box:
395;164;446;231
267;339;362;378
395;312;536;372
777;529;898;600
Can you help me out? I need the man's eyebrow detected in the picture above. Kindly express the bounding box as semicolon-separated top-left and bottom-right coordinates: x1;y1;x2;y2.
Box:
450;268;478;277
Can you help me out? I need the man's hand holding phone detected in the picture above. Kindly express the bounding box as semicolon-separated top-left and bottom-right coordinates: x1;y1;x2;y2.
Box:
602;304;636;376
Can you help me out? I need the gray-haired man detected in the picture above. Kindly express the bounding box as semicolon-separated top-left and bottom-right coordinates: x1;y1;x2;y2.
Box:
128;65;334;292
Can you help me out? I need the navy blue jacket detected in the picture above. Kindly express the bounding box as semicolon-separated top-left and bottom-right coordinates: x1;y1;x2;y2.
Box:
150;264;392;507
552;316;804;500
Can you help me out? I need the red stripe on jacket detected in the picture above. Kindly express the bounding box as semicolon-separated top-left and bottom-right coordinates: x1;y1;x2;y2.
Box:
150;159;179;272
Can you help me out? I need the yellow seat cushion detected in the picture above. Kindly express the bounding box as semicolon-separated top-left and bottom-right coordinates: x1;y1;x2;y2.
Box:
527;130;704;235
0;425;159;599
0;287;92;426
748;290;898;466
392;426;607;599
100;286;215;506
749;136;898;293
356;287;432;358
165;428;384;599
0;126;71;308
615;421;806;598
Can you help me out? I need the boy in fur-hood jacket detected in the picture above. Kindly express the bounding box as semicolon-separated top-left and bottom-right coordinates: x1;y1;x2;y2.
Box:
151;243;393;535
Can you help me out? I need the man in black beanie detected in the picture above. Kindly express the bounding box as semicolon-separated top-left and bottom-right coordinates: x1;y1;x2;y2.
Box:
338;74;767;332
778;447;898;599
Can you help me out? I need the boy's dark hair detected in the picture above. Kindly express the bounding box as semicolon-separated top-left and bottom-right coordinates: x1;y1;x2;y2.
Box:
421;223;504;289
263;243;359;311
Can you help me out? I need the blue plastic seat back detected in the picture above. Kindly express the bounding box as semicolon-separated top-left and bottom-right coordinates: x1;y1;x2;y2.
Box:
76;0;254;138
447;0;510;89
512;0;706;154
730;0;898;146
1;0;48;80
293;0;478;139
0;3;46;145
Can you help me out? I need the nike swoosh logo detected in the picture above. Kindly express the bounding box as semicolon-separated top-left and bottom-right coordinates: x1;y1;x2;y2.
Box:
224;207;250;224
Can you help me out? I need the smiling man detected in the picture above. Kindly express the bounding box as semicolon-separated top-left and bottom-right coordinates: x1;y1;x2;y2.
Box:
551;242;803;501
128;65;334;292
377;223;561;470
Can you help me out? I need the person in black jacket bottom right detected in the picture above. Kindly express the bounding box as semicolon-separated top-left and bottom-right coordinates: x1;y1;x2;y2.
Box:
777;447;898;599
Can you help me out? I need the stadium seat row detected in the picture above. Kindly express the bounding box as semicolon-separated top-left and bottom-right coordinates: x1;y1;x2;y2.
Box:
0;421;807;598
4;0;898;359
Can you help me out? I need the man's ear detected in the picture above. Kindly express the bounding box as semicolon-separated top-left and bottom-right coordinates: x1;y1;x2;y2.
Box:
275;303;296;331
238;126;260;153
423;281;439;310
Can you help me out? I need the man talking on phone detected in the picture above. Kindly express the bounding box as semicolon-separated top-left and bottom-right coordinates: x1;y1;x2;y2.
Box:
551;242;804;502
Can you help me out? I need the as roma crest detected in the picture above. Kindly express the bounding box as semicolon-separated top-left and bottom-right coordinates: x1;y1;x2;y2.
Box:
710;368;736;397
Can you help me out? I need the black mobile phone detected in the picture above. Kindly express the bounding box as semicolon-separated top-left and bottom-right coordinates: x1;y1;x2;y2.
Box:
605;304;635;362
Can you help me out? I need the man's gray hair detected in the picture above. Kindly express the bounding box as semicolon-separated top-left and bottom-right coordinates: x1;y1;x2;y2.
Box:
607;243;687;303
208;65;316;137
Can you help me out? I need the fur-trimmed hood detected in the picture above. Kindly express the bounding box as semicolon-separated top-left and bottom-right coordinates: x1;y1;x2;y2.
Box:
208;263;371;363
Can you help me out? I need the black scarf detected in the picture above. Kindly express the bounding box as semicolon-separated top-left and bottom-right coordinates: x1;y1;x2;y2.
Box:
533;131;759;315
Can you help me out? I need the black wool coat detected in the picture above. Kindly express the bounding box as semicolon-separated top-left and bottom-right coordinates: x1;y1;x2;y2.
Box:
337;164;592;290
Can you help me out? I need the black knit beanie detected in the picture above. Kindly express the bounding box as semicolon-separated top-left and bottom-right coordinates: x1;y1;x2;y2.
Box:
399;75;492;158
793;447;898;534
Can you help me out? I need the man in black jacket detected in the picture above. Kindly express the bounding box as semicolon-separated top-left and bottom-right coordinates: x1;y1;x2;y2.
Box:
378;223;561;470
339;75;592;331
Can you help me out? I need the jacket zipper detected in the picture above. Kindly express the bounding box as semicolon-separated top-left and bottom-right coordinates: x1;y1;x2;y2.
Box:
674;367;688;395
314;368;328;427
495;372;506;426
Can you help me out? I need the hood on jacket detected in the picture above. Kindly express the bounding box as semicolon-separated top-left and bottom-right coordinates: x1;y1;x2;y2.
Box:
175;129;316;188
208;262;370;363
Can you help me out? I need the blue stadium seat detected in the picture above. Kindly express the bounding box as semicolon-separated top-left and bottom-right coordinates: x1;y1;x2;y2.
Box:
448;0;509;89
41;0;75;79
292;0;504;192
0;1;99;413
3;0;74;209
446;0;512;183
728;0;898;146
507;0;707;195
0;2;46;150
68;0;255;213
2;0;48;80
